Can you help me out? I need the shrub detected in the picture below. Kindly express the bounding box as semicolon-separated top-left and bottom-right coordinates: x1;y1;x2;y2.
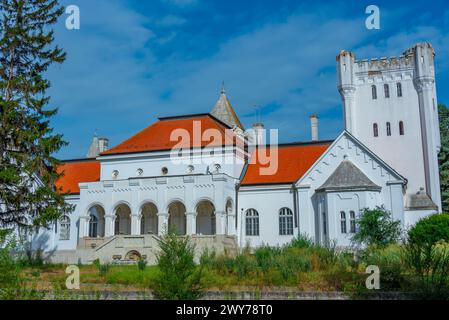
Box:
199;248;216;268
289;233;314;249
152;231;204;300
93;258;110;277
404;241;449;299
361;245;405;290
137;258;147;271
408;213;449;249
352;207;402;247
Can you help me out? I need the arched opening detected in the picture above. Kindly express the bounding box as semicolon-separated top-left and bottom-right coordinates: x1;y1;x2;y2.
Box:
88;205;105;238
125;250;141;261
196;200;216;235
114;204;131;235
141;202;158;235
168;201;186;235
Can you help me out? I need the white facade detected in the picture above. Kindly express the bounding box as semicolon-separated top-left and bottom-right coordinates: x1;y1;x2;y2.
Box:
26;43;441;262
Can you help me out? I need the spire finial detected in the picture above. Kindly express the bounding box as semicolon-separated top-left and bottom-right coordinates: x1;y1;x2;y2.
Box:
221;81;226;95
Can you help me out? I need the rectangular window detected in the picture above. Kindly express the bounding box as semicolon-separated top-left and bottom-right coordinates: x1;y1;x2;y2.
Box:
397;83;402;97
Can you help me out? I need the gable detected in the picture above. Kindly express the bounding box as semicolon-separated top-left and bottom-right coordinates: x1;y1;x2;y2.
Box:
297;131;405;189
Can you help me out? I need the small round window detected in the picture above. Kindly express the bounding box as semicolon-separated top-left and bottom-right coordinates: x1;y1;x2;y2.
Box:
112;170;119;178
161;167;168;175
137;168;143;176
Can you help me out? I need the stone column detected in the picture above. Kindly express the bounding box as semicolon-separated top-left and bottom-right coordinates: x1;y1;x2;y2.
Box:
157;212;169;236
215;211;226;235
104;214;115;237
186;212;197;235
131;214;141;235
79;216;90;238
227;213;236;235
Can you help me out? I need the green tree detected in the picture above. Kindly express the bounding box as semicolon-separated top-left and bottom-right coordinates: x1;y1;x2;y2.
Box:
152;230;204;300
439;104;449;213
352;206;402;247
0;0;71;230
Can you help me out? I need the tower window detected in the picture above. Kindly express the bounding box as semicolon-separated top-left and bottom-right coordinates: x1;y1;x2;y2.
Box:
371;85;377;100
386;122;391;136
373;123;378;137
397;83;402;97
384;84;390;98
399;121;404;135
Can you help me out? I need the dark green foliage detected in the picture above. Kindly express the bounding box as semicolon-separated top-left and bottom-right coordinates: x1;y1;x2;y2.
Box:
408;213;449;249
352;207;402;247
152;231;204;300
439;104;449;212
0;0;72;230
137;257;147;271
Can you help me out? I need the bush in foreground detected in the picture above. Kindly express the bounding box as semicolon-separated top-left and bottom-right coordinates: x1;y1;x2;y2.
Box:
152;231;204;300
352;207;402;247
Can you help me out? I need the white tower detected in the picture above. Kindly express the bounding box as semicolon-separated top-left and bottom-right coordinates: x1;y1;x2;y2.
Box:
337;43;441;212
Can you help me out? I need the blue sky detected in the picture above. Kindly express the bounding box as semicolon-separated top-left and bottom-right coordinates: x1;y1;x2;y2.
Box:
48;0;449;159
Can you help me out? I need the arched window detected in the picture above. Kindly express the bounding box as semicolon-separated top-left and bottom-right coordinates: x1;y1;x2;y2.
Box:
340;211;347;234
384;84;390;98
399;121;404;135
89;214;98;238
245;209;259;236
373;123;378;137
386;122;391;136
371;85;377;100
59;216;71;240
350;211;356;233
397;82;402;97
279;208;293;235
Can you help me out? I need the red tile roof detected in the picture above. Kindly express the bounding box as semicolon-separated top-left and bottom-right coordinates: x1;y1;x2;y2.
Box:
241;142;332;185
56;160;100;194
102;114;240;156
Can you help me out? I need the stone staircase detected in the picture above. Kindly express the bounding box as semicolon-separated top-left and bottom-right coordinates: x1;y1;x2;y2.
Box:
50;234;238;265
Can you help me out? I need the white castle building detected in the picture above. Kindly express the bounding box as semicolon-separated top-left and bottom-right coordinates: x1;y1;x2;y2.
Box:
31;43;441;264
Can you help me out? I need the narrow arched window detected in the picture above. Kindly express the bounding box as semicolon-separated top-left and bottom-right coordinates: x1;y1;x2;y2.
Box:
59;216;71;240
245;209;259;236
350;211;356;233
399;121;404;135
340;211;347;234
386;122;391;136
371;85;377;100
279;208;293;235
397;82;402;97
384;84;390;98
373;123;378;137
89;214;98;238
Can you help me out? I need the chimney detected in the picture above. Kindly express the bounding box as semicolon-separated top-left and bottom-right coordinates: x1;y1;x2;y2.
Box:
310;115;319;141
252;123;265;146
